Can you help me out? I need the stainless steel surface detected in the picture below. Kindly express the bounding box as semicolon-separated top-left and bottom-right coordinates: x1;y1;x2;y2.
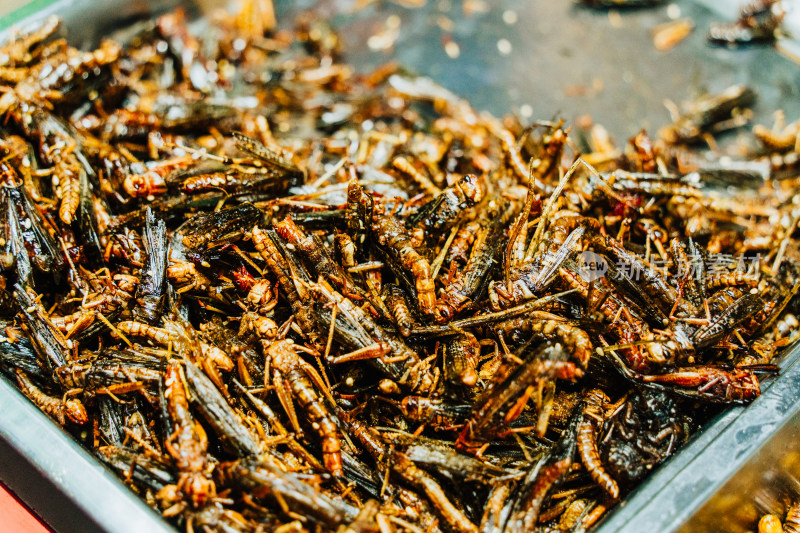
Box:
0;373;174;533
0;1;799;532
679;359;800;532
285;0;800;141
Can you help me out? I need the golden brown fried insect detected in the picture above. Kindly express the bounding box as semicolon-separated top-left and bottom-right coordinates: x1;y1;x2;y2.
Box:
461;343;582;447
371;211;436;317
786;502;800;533
344;415;478;533
158;361;216;511
393;155;441;197
496;315;593;369
49;136;82;225
115;320;234;372
760;514;784;533
381;283;415;337
16;369;87;425
239;312;279;339
443;332;480;388
266;339;343;478
49;308;95;336
245;279;278;313
123;157;193;198
0;16;61;66
251;226;320;343
167;260;214;294
577;389;619;499
437;204;506;322
274;215;357;296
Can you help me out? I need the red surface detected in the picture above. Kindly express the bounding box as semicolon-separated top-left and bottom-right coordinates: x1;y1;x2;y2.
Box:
0;482;50;533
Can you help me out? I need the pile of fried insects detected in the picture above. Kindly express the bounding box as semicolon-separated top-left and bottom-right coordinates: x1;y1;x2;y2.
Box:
1;4;799;533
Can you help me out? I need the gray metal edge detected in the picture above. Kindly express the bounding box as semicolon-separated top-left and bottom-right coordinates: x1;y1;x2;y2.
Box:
0;373;175;533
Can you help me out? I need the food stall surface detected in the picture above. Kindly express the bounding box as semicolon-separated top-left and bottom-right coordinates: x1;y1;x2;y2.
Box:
0;1;798;532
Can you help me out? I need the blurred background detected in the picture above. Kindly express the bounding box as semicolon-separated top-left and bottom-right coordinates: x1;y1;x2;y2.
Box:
1;0;31;18
0;0;798;145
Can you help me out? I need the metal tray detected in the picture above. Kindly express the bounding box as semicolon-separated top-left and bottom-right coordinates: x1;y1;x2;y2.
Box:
1;1;799;532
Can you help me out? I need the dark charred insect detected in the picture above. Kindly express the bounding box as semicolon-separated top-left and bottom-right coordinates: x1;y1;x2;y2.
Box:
14;284;71;369
181;361;260;458
221;457;356;528
400;396;472;427
444;332;481;388
401;440;510;484
54;349;164;391
406;174;483;233
437;202;506;322
232;131;303;177
96;446;177;493
692;292;764;350
601;389;688;487
707;0;784;46
175;202;263;252
659;85;757;144
2;180;65;288
0;335;42;379
132;208;168;324
595;234;688;320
